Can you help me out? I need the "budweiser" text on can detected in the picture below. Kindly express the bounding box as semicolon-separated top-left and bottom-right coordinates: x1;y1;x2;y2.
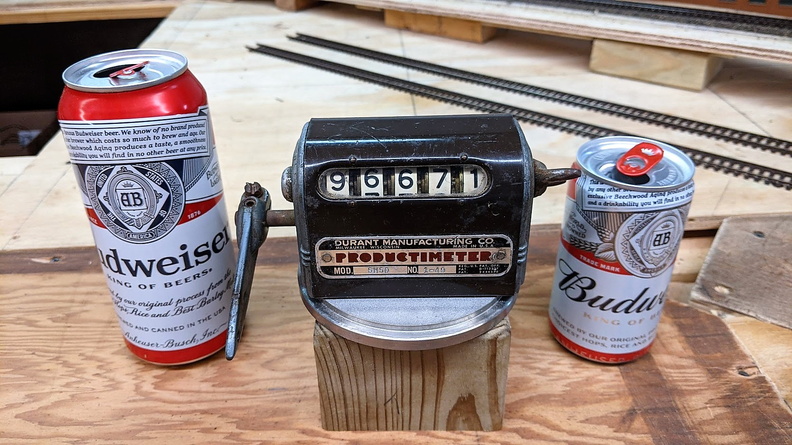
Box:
58;49;235;365
548;136;695;363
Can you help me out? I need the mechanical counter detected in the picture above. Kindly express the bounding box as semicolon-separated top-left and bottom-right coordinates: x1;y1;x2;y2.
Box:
226;114;579;356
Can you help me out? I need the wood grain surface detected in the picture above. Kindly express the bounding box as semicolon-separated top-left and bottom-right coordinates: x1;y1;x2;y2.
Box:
2;231;791;443
4;1;792;252
2;2;792;441
314;319;510;431
691;215;792;329
589;39;723;90
1;0;179;24
328;0;792;62
384;9;499;43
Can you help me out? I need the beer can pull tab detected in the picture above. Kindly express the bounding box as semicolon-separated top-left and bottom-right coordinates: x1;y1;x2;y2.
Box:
616;142;664;176
109;61;149;78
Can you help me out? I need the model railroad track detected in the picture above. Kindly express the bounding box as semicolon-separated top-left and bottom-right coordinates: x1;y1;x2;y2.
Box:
289;33;792;158
513;0;792;37
248;44;792;190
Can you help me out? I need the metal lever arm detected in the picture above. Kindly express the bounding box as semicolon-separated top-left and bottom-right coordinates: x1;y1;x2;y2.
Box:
226;183;270;360
533;159;581;197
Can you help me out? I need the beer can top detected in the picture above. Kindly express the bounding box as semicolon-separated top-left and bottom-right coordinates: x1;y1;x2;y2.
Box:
62;49;188;93
576;136;695;192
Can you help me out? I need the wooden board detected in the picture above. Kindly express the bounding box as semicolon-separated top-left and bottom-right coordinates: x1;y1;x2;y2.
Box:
327;0;792;63
2;231;791;442
0;156;34;196
278;0;789;88
274;0;320;12
648;0;792;19
691;214;792;329
384;9;498;43
590;39;724;90
3;1;792;252
726;315;792;407
1;0;179;24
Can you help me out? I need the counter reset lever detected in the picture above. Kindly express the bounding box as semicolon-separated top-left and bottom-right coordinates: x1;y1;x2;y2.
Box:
226;183;269;360
226;183;296;360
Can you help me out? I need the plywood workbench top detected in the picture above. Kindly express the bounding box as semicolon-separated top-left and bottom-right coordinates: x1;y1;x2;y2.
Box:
3;233;792;443
3;0;792;251
1;0;180;24
1;1;791;443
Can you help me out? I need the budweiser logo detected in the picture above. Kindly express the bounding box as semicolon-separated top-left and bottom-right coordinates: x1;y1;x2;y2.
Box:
85;162;185;243
97;227;230;278
556;258;664;315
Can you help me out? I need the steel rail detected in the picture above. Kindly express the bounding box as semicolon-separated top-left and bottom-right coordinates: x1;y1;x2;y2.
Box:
290;33;792;158
514;0;792;37
249;44;792;190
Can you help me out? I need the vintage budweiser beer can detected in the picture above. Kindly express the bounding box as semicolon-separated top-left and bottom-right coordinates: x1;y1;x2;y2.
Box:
58;49;235;365
548;136;695;363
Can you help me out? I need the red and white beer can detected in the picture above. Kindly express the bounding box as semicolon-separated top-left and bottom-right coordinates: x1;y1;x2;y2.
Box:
58;49;235;365
548;136;695;363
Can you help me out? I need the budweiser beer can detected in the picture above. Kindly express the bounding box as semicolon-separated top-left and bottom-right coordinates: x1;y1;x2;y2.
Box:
58;49;235;365
548;136;695;363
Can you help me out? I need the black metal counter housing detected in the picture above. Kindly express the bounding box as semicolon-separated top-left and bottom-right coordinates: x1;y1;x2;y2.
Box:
289;114;534;301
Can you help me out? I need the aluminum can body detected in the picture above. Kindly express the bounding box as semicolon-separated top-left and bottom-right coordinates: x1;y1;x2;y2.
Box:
548;136;695;363
58;49;235;365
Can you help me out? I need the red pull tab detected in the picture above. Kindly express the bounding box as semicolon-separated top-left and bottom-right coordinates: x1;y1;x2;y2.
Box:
616;142;664;176
109;61;149;78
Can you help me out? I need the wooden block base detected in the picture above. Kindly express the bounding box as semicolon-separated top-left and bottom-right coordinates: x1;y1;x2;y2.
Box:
384;9;498;43
589;39;723;90
274;0;320;11
313;318;511;431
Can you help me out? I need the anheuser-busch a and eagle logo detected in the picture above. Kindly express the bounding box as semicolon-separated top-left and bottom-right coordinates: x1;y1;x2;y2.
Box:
85;162;185;243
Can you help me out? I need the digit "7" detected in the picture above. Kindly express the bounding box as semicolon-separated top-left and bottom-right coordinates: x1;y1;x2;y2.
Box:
433;168;448;189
